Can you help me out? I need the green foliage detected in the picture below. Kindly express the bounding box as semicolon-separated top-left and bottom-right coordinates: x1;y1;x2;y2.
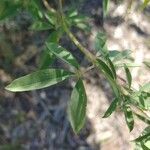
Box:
96;59;119;97
103;98;118;118
0;0;19;20
124;64;132;88
103;0;110;17
68;79;87;133
109;50;132;62
46;42;80;69
5;69;74;92
134;126;150;149
95;32;108;57
1;0;150;147
123;105;134;132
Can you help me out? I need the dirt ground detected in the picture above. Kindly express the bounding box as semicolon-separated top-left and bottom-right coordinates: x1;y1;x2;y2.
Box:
0;0;150;150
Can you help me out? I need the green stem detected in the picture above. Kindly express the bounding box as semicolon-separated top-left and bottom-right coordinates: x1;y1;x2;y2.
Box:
58;0;96;64
58;0;121;98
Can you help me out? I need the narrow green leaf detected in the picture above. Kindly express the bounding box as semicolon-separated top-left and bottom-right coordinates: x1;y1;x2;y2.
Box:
95;32;108;57
134;132;150;142
96;59;119;97
103;98;118;118
45;10;57;25
103;0;110;16
135;113;150;125
107;58;117;79
5;69;74;92
124;64;132;88
109;50;132;62
95;32;107;49
133;126;150;148
39;49;55;69
96;59;114;79
76;23;90;32
40;31;61;69
46;42;79;69
30;21;53;31
67;8;78;18
124;105;134;132
68;79;87;133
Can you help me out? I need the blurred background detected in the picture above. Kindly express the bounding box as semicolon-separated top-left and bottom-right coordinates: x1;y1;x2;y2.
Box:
0;0;150;149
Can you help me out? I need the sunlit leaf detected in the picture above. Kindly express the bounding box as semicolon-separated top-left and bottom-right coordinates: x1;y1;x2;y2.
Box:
68;79;87;133
46;42;79;69
103;98;118;118
96;59;119;97
103;0;110;16
45;10;57;25
135;113;150;125
124;64;132;88
67;8;78;18
96;59;114;79
134;132;150;142
95;32;108;57
124;105;134;132
109;50;132;62
5;69;74;92
107;58;117;79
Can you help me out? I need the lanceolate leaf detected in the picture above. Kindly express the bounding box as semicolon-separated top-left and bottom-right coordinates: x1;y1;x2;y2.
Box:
96;59;119;97
103;98;118;118
107;58;117;79
124;64;132;88
124;105;134;132
134;132;150;142
5;69;74;92
46;42;79;69
68;79;87;133
40;31;61;69
103;0;109;16
96;59;114;79
95;32;108;57
135;113;150;125
134;126;150;149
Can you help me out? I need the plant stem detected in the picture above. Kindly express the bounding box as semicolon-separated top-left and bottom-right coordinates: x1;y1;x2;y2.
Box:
58;0;123;97
42;0;56;13
58;0;96;64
